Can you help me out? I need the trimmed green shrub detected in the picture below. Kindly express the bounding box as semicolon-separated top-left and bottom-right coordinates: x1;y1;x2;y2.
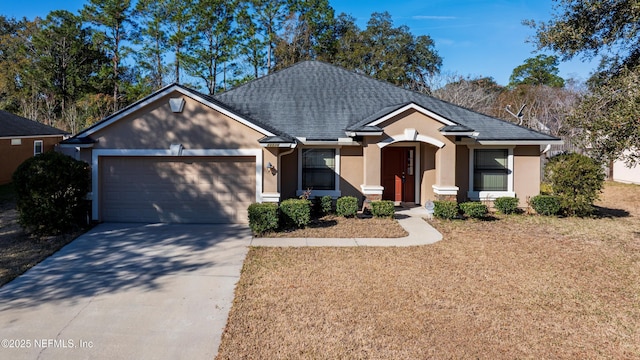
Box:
530;195;562;216
336;196;358;217
12;151;90;236
370;200;395;218
318;195;333;215
544;153;605;216
433;201;458;220
279;198;311;228
247;203;279;236
459;201;488;219
494;197;519;214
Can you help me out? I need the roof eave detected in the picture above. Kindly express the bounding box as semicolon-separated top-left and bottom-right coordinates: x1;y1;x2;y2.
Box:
476;139;564;145
345;131;384;137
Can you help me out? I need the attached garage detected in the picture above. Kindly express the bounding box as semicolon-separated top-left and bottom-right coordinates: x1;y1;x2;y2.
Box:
100;156;256;224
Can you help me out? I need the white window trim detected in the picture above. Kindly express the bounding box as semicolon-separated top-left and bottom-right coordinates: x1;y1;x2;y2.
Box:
34;140;43;155
467;146;515;200
297;147;341;198
91;148;263;221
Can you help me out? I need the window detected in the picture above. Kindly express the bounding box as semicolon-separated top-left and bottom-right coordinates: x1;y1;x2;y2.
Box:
474;149;508;191
11;139;21;145
34;140;43;155
302;149;336;190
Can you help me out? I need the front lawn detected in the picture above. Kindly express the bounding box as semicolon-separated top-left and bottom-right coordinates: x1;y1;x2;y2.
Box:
217;181;640;359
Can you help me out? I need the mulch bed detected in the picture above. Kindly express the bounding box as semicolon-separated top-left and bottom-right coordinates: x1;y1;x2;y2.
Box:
262;215;408;238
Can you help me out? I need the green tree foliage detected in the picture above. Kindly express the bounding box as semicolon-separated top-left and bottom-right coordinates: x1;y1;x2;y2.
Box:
508;55;565;88
81;0;134;111
183;0;239;94
13;152;90;236
1;1;446;133
527;0;640;164
569;65;640;165
34;11;106;114
165;0;194;83
0;14;110;132
332;12;441;90
134;0;171;90
544;153;605;216
526;0;640;69
273;0;335;69
248;0;289;73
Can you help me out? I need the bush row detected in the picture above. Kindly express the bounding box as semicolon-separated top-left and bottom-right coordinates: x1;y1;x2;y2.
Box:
433;195;565;220
248;196;370;235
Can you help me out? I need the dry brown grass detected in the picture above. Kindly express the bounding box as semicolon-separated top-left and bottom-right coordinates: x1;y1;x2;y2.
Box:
264;215;408;238
0;184;85;286
218;181;640;359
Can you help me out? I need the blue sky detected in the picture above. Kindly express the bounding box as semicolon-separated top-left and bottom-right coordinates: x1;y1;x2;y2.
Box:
0;0;597;86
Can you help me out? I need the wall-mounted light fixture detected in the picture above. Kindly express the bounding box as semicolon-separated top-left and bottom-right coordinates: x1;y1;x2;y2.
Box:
266;162;277;175
169;143;184;156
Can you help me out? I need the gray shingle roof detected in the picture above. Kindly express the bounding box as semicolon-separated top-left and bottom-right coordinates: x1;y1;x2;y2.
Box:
0;110;67;137
214;61;559;142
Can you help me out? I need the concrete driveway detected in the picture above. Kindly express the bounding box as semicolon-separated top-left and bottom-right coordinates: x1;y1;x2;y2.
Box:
0;223;252;360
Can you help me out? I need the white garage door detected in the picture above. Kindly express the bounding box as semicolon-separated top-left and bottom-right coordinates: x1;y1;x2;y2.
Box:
100;156;255;223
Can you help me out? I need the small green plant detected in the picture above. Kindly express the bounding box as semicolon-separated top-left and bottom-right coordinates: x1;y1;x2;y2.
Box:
494;197;519;214
459;201;488;219
279;198;311;228
433;201;458;220
545;153;605;216
530;195;562;216
13;151;90;236
247;203;279;236
319;195;333;215
370;200;395;218
336;196;358;217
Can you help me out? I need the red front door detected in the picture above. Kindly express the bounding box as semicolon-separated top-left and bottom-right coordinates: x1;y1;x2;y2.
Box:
382;147;415;203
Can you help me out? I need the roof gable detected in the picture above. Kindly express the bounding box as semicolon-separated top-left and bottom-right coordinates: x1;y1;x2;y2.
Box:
72;84;283;140
0;110;67;138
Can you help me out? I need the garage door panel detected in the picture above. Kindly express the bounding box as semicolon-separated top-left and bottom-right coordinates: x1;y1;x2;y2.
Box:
101;156;255;224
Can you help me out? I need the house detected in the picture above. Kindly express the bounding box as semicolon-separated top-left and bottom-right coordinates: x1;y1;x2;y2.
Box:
0;110;68;185
612;151;640;185
59;61;562;224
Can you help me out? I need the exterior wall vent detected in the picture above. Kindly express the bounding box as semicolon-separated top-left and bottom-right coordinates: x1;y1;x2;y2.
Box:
169;98;185;113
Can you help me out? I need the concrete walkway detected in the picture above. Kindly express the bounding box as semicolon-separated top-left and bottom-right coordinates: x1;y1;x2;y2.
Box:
250;206;442;247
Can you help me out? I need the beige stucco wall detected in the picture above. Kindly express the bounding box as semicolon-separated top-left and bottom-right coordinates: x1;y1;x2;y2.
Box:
75;91;273;209
362;140;382;186
263;148;279;193
89;91;265;150
514;145;542;206
420;144;437;204
0;137;62;185
340;146;364;199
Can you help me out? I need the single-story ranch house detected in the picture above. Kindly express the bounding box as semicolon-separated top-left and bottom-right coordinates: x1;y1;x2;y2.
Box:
0;110;68;185
60;61;562;224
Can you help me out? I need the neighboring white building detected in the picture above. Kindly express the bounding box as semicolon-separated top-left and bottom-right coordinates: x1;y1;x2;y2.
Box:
613;150;640;185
